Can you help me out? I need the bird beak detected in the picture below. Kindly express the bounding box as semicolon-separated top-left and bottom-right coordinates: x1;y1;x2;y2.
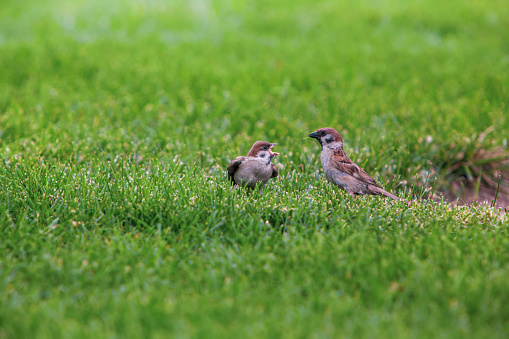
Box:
270;143;280;156
308;131;320;139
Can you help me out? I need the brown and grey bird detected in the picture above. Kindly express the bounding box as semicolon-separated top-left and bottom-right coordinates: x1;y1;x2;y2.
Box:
227;141;279;194
308;127;400;201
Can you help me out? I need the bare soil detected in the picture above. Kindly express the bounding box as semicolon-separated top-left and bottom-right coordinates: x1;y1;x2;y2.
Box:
439;177;509;211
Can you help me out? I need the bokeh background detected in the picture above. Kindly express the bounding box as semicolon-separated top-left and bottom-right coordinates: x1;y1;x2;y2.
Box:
2;0;508;177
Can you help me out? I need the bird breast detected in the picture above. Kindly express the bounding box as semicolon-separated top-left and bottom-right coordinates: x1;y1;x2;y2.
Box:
320;144;350;189
234;157;273;187
320;146;335;171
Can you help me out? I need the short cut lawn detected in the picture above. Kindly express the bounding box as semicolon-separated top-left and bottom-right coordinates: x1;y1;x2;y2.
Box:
1;0;509;337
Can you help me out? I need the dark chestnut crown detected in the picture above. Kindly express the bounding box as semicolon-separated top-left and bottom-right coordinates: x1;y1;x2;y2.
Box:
308;127;343;143
247;141;274;157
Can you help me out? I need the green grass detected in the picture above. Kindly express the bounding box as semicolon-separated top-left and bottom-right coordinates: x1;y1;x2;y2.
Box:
1;0;509;337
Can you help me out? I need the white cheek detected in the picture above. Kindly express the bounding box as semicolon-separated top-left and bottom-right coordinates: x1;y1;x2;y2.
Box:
328;142;342;150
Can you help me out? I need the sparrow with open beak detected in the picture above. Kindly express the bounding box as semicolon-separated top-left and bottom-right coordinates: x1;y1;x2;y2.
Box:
227;141;279;194
308;128;400;201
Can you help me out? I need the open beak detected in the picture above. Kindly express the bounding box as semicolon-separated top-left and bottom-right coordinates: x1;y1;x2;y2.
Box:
308;131;320;139
270;143;280;156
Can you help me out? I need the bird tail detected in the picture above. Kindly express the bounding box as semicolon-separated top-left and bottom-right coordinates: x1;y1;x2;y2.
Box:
375;187;413;206
371;186;400;201
381;190;400;201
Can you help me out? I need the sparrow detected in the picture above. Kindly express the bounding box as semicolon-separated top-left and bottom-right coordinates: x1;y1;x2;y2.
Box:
308;127;400;201
227;141;279;193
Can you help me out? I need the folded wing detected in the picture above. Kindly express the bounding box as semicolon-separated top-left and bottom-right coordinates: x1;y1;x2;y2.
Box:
226;156;247;186
271;163;278;178
330;151;382;189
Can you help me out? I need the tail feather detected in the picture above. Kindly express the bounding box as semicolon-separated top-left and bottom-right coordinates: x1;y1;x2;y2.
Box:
371;186;401;201
381;189;400;201
375;187;413;206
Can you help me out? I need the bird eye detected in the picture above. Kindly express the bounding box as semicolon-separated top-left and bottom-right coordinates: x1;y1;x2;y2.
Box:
263;146;269;150
321;131;326;135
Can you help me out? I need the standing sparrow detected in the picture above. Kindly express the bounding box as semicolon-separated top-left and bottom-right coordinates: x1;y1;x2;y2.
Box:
227;141;279;193
308;127;400;201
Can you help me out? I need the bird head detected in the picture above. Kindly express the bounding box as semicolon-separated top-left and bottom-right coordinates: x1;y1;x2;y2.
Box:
247;141;280;160
308;128;343;148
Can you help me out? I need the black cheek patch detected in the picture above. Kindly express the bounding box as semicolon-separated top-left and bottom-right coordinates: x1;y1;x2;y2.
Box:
325;135;335;143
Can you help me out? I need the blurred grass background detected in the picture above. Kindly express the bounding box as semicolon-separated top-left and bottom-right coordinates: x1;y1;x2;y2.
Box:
1;0;508;165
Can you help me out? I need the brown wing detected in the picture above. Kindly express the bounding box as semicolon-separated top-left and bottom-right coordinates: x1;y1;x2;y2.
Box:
330;150;382;188
271;163;278;178
226;156;246;186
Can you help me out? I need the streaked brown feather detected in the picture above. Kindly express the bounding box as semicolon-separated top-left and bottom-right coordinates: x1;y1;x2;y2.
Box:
330;149;382;189
271;163;278;178
226;156;246;186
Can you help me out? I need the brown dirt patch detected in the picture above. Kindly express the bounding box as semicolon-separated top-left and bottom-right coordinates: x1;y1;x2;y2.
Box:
438;178;509;210
433;141;509;211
